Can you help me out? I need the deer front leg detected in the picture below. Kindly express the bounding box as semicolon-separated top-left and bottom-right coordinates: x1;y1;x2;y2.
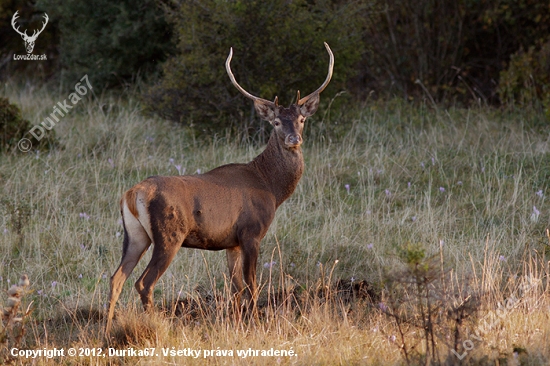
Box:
226;247;244;299
241;238;260;307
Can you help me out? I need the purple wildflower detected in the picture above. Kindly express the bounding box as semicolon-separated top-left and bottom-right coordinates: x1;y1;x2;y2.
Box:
263;261;277;269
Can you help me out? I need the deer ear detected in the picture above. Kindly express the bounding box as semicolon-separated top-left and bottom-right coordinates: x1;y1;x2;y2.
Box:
299;93;320;117
254;100;277;122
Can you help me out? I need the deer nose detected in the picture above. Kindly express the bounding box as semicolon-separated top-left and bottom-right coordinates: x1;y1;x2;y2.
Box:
285;134;302;147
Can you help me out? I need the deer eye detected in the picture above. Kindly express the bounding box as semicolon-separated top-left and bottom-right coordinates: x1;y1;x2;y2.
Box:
274;120;281;127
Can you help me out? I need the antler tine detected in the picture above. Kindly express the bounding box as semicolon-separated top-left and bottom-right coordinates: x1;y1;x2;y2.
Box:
39;13;49;33
11;11;27;36
31;13;49;39
226;47;276;106
297;42;334;105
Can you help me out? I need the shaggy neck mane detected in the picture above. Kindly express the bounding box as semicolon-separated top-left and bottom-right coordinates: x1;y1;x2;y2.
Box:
250;130;304;207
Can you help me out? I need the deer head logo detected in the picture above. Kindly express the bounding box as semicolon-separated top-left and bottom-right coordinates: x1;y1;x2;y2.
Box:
11;11;49;54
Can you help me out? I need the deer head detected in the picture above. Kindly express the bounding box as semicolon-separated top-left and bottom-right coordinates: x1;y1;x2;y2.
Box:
11;11;49;54
226;42;334;148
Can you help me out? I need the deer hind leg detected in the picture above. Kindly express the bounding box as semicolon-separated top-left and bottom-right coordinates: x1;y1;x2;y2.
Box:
134;233;182;312
106;214;151;335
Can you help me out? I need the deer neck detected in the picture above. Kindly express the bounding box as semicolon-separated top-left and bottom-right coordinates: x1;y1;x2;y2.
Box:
251;131;304;207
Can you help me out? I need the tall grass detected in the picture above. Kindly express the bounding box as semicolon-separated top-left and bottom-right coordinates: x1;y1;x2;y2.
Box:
0;83;549;364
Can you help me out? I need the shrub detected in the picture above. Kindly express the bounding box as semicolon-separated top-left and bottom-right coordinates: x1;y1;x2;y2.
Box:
0;97;55;152
36;0;173;89
0;97;27;151
358;0;550;104
498;38;550;120
144;0;371;133
381;243;481;365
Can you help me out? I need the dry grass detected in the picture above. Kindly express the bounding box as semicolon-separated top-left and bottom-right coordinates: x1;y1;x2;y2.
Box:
0;83;549;364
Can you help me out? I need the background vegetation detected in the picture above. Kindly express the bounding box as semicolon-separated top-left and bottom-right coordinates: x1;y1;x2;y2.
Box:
2;0;550;131
144;0;369;133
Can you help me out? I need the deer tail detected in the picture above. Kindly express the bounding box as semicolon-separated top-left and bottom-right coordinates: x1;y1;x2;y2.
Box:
122;187;139;218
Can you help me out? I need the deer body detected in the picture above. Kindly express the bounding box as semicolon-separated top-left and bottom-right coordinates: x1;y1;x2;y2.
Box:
106;44;333;335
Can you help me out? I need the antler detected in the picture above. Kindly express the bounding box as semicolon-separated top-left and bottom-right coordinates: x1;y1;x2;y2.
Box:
11;11;27;37
31;13;49;40
11;11;48;40
226;48;279;107
296;42;334;106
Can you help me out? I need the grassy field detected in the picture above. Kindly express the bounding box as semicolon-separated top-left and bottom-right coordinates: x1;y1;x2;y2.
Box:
0;83;549;365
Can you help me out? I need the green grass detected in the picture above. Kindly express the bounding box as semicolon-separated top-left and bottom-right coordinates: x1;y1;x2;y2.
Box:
0;83;549;364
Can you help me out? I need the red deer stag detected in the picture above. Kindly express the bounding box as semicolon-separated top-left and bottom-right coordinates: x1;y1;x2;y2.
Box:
105;43;334;335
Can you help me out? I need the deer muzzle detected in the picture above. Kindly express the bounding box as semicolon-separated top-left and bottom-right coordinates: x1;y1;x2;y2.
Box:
285;134;302;148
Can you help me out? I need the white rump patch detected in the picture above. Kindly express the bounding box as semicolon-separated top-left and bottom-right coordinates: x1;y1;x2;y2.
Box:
123;193;153;244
